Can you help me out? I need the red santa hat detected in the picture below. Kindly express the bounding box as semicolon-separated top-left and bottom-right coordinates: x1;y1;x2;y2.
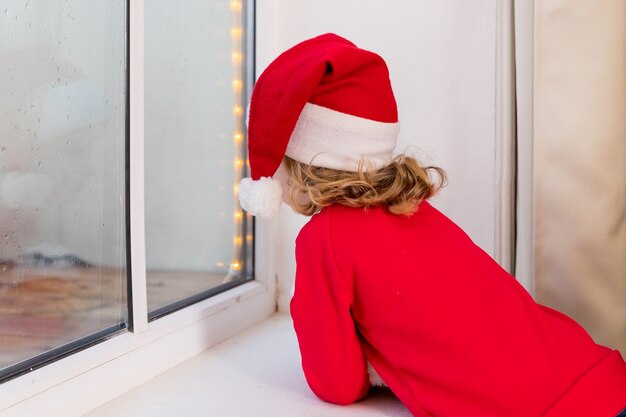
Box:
238;33;400;218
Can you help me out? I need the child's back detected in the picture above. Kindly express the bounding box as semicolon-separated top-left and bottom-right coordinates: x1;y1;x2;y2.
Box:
291;201;626;417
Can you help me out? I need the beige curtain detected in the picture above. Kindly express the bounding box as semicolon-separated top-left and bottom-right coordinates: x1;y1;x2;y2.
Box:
533;0;626;353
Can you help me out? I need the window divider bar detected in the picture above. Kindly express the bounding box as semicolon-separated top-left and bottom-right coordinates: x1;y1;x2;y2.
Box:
128;0;148;333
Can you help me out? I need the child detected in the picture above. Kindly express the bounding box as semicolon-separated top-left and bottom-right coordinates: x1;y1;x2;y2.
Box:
238;33;626;417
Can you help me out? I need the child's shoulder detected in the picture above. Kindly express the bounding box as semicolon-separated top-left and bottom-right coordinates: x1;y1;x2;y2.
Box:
296;205;353;242
295;205;334;243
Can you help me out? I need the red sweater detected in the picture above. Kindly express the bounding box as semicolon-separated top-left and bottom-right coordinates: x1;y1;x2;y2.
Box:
290;201;626;417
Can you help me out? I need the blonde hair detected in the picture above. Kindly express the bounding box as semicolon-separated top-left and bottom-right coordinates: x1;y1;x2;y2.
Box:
283;154;446;216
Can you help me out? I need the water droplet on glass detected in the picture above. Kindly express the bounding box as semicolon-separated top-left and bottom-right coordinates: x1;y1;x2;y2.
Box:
4;9;8;15
0;146;6;152
38;161;42;167
74;212;78;219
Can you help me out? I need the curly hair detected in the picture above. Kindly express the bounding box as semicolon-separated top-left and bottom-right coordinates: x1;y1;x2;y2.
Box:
283;154;446;216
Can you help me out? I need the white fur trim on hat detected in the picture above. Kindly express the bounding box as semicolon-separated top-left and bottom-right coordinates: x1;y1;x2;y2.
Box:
286;103;400;171
238;177;283;219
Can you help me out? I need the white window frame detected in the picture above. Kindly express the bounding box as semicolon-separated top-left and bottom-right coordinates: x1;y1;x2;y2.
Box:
0;1;275;415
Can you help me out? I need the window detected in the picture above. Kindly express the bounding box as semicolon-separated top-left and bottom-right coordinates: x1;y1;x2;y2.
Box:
0;0;127;382
144;0;253;319
1;3;269;410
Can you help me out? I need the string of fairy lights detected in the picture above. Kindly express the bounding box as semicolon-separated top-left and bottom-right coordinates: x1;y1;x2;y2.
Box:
229;0;246;276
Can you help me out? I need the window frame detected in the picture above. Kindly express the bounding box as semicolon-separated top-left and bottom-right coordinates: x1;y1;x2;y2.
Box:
0;1;274;414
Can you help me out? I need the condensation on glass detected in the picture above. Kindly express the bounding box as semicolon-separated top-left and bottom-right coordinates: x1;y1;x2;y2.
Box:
0;1;127;378
144;0;252;316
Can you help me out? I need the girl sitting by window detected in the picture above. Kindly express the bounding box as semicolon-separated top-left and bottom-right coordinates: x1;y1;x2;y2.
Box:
238;33;626;417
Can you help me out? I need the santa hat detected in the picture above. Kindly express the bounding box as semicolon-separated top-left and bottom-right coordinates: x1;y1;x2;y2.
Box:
238;33;400;218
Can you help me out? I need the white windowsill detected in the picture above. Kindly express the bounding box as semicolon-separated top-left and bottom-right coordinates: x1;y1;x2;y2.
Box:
0;281;274;417
85;313;411;417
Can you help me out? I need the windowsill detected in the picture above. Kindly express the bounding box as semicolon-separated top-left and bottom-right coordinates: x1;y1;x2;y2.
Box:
85;313;411;417
0;281;274;416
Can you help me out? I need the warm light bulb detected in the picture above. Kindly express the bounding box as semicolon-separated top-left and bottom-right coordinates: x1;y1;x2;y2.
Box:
230;27;243;39
233;184;239;194
232;52;243;64
234;132;243;143
230;1;242;12
234;211;243;220
234;236;243;246
233;106;243;116
231;27;242;39
231;261;241;271
232;79;243;90
234;159;244;168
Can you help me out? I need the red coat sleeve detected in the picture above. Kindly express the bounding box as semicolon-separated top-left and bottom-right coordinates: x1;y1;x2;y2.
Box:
290;211;371;405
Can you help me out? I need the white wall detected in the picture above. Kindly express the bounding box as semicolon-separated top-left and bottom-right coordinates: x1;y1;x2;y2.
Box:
255;0;498;312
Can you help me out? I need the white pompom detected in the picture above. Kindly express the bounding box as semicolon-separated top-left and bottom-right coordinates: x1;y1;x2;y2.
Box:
238;177;283;219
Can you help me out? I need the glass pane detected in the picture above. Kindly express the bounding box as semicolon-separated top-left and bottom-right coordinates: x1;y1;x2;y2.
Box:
144;0;252;316
0;0;127;378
